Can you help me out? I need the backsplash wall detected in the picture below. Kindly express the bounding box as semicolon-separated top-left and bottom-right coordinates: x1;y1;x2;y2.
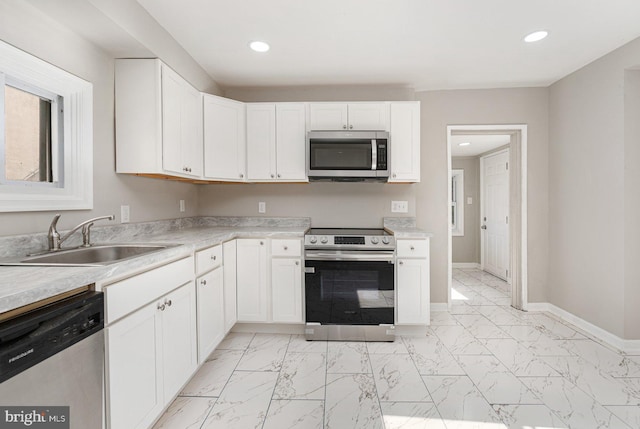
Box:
197;182;417;228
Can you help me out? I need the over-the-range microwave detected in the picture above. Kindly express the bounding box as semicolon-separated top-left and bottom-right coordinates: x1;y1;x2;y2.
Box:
307;131;390;182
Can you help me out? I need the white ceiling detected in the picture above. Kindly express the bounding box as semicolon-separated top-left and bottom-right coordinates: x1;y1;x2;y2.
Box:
132;0;640;90
450;134;511;157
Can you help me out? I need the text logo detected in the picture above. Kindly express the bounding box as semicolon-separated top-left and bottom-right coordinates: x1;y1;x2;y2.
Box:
0;407;69;429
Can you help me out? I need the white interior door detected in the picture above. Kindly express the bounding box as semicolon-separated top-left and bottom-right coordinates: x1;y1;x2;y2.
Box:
481;149;510;280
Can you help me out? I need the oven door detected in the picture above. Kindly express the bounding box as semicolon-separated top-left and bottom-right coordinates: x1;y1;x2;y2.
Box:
304;250;395;326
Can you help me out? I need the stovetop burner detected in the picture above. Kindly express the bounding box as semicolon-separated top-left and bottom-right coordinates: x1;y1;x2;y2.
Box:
304;228;395;250
307;228;391;236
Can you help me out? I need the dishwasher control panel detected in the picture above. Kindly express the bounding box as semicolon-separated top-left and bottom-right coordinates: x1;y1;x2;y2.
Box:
0;291;104;383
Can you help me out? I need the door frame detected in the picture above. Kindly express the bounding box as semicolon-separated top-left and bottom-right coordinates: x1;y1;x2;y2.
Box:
447;125;528;310
479;148;510;282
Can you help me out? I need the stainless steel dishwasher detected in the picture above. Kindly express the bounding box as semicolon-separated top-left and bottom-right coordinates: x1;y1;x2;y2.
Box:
0;290;104;429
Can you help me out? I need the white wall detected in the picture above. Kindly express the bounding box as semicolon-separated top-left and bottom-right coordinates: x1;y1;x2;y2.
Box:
415;88;549;304
549;37;640;340
0;1;203;236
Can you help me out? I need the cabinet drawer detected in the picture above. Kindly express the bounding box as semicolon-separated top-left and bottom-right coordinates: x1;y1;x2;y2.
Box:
105;257;193;324
271;239;302;257
396;240;429;258
196;244;222;275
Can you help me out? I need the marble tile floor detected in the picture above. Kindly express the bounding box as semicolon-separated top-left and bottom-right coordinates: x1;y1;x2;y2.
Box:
152;269;640;429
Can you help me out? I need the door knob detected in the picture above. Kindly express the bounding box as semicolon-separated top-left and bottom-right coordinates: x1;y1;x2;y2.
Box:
481;225;487;230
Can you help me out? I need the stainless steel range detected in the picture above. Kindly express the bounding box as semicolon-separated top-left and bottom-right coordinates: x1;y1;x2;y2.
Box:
304;228;396;341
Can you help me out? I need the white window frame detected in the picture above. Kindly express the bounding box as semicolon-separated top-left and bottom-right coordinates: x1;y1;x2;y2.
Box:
451;169;464;236
0;40;93;212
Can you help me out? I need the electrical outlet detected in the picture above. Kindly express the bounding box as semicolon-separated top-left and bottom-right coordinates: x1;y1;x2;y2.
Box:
391;201;408;213
467;197;473;205
120;205;130;223
258;201;266;213
179;199;186;212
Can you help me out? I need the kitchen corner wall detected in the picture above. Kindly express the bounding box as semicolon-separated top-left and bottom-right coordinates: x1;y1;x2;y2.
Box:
0;2;204;237
200;85;550;306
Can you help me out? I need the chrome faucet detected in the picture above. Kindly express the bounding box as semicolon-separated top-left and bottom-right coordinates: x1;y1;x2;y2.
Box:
48;214;115;251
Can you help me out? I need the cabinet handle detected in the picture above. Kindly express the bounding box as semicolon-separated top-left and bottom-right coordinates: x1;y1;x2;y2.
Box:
343;124;347;129
211;255;216;260
201;279;207;285
399;261;404;265
295;261;299;266
349;124;353;129
393;173;397;178
277;174;281;178
260;241;264;245
240;173;244;178
165;299;172;307
284;246;288;250
410;246;415;250
157;303;166;311
271;174;275;178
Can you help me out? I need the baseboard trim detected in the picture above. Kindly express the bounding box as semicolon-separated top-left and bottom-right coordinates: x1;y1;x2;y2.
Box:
452;262;481;269
431;303;449;312
528;302;640;354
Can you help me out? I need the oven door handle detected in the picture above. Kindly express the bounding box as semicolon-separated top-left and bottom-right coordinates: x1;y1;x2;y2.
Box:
304;250;395;262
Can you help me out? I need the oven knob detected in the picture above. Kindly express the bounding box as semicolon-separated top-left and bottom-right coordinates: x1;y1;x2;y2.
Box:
309;236;317;244
320;236;328;244
370;237;379;244
382;237;390;245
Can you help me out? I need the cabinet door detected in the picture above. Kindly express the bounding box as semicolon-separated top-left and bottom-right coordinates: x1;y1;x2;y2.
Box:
223;240;237;333
247;103;277;180
276;103;307;181
236;239;269;322
161;282;197;401
396;258;430;324
348;103;390;131
389;102;420;182
271;258;303;323
161;65;185;176
203;94;247;181
181;86;203;177
106;302;163;429
308;103;348;130
197;267;225;363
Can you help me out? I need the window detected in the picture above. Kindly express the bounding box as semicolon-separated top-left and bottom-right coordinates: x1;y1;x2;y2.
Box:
451;169;464;236
0;40;92;212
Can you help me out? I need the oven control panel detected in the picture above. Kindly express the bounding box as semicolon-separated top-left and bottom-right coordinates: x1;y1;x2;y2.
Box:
305;231;395;250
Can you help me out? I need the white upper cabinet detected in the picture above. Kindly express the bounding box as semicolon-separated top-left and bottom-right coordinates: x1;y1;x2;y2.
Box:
309;102;389;131
247;103;307;182
115;59;203;179
389;101;421;183
203;94;247;181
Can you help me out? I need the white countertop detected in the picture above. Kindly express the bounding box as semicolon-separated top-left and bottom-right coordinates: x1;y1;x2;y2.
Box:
0;224;308;314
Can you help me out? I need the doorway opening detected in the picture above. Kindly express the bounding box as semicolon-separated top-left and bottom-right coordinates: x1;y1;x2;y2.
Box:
447;125;528;311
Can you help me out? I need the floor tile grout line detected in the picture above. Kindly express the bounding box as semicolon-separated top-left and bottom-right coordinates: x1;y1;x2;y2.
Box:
259;333;292;429
364;337;386;427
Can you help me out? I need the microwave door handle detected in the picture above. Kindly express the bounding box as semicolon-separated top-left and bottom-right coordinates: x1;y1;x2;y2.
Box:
371;139;377;170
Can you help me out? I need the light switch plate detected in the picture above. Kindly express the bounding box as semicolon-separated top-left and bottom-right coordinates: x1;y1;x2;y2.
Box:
179;199;186;212
391;201;408;213
467;197;473;205
258;201;266;213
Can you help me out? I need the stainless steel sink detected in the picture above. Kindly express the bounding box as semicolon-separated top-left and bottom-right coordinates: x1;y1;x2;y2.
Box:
0;244;177;267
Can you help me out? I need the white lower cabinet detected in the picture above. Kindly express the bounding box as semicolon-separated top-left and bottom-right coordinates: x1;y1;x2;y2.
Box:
236;239;269;322
396;238;430;324
196;266;224;363
235;238;303;323
106;281;196;429
271;257;303;323
222;240;237;332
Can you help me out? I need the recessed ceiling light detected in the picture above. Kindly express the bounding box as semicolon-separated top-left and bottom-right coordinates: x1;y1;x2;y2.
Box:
458;142;471;147
524;31;548;43
249;41;270;52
